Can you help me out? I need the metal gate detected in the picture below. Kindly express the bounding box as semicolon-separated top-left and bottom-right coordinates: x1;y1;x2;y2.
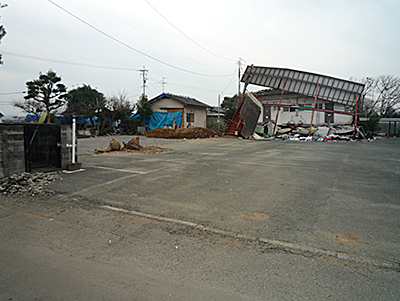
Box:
24;124;62;172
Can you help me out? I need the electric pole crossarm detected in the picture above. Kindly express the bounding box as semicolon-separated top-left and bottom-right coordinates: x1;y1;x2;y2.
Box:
138;67;148;96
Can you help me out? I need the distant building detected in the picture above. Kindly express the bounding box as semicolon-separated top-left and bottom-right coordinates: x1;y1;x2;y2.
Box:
206;106;225;132
0;112;4;123
149;93;211;128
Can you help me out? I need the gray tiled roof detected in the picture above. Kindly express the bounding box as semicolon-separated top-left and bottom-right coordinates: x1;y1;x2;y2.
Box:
149;93;211;108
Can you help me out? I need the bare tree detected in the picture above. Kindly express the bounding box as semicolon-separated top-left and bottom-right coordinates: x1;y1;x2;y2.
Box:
361;75;400;117
98;91;136;134
106;90;134;113
13;99;42;120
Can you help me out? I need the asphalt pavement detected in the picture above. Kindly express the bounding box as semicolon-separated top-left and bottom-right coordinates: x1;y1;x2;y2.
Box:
1;135;399;300
66;136;400;266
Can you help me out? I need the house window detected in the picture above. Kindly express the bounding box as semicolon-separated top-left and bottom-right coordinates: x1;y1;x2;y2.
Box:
186;113;194;123
316;103;323;109
283;107;289;112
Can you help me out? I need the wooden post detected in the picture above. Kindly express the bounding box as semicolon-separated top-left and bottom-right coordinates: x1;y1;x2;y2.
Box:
273;78;287;135
308;84;320;136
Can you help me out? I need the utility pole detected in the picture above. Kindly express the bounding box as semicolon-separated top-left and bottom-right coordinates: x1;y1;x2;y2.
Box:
217;94;221;133
238;58;243;98
159;77;168;94
138;66;148;96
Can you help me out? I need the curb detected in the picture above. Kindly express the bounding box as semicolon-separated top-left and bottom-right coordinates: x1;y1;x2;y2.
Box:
101;205;400;272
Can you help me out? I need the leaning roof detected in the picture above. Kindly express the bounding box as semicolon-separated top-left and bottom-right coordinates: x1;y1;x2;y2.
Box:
241;66;365;106
149;93;210;108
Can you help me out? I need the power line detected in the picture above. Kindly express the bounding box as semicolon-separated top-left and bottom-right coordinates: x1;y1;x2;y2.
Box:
48;0;233;78
221;69;238;95
168;82;221;93
143;0;236;62
7;42;140;69
89;0;231;71
3;50;140;71
0;91;26;96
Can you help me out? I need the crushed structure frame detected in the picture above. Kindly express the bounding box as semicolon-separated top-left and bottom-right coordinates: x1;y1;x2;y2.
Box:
228;65;365;136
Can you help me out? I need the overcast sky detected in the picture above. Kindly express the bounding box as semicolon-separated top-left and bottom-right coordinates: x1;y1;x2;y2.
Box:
1;0;399;116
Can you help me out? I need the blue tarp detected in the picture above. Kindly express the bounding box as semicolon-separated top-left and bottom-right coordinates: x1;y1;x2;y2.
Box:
26;114;38;122
148;111;182;130
129;113;149;126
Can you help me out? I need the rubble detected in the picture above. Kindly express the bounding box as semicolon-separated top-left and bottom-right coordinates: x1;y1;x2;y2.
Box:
95;137;167;155
255;122;371;142
110;139;121;151
144;127;219;139
94;138;120;153
0;172;59;196
121;137;142;150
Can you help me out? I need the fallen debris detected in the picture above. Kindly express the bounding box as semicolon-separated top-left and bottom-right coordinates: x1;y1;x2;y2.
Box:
95;137;167;154
144;127;219;139
0;172;59;196
255;122;372;142
110;139;121;151
131;146;168;154
121;137;142;150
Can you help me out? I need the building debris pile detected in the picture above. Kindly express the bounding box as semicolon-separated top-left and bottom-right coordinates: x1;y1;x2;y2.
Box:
253;123;370;142
95;137;167;154
0;172;59;195
144;127;219;139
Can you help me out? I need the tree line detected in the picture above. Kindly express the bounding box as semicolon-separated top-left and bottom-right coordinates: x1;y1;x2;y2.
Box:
13;70;152;135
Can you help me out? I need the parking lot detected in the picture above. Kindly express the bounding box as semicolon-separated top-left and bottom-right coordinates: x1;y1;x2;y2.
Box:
51;136;400;267
2;136;399;300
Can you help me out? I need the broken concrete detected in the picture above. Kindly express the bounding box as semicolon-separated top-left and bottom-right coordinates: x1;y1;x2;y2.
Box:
0;172;59;195
255;122;371;142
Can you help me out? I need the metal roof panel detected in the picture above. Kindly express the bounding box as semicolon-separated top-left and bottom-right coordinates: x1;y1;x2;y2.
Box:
242;66;364;106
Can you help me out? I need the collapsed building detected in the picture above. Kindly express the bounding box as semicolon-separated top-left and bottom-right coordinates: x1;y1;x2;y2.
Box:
225;66;365;139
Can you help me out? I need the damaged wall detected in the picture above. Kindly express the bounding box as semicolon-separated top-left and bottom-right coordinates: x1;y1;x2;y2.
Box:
240;94;262;139
257;91;353;126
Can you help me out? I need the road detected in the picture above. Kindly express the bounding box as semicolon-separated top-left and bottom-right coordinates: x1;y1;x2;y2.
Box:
1;136;399;300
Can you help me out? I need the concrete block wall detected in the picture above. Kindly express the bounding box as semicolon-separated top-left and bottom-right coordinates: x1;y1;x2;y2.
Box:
0;125;25;178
